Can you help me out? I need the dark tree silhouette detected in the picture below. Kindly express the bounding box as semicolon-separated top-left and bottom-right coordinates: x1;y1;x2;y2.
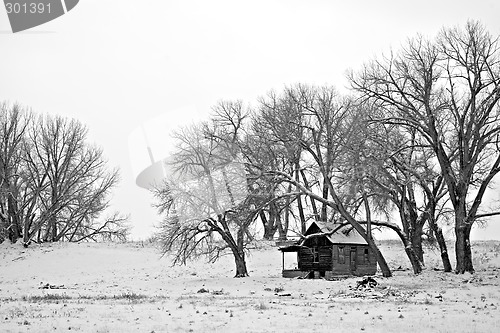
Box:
350;21;500;273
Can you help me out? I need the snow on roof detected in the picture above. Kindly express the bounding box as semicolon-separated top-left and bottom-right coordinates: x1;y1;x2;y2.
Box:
306;220;368;245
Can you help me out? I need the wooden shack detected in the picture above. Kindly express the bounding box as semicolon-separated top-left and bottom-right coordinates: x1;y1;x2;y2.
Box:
279;221;377;279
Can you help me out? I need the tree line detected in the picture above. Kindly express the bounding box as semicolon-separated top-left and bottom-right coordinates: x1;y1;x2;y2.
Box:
153;21;500;277
0;103;128;246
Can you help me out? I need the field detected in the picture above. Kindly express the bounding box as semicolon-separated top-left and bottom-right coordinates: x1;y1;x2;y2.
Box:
0;240;499;332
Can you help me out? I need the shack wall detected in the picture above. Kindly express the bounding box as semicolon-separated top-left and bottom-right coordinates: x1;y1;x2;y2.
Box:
298;246;332;271
332;244;377;276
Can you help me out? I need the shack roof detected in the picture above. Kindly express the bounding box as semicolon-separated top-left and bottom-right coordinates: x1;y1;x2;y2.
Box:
304;221;368;245
278;244;305;252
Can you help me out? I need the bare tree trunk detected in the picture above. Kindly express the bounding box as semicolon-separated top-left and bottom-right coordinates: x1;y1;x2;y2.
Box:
422;176;451;272
296;195;306;232
233;252;248;277
428;218;452;272
294;165;306;232
51;216;57;242
7;194;21;243
402;235;423;274
300;170;319;220
396;195;425;273
364;219;422;274
394;213;423;274
43;214;57;242
277;205;287;240
261;204;280;240
259;210;274;240
411;223;424;265
366;236;392;277
404;247;423;274
387;205;424;274
0;205;6;243
278;183;293;240
320;180;328;222
233;228;249;277
455;223;473;273
22;214;35;246
362;192;371;240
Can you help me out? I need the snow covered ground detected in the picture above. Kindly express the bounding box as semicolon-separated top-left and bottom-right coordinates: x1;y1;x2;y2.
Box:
0;240;499;332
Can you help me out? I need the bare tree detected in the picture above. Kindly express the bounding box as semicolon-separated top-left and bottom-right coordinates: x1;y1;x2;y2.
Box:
0;103;31;243
259;85;393;277
153;123;253;277
23;114;127;244
350;21;500;273
359;111;452;272
248;99;300;239
1;106;128;245
206;99;301;241
256;90;309;234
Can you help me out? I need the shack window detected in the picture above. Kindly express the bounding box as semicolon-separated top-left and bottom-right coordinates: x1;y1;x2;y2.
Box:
338;246;345;264
364;248;370;263
312;248;319;263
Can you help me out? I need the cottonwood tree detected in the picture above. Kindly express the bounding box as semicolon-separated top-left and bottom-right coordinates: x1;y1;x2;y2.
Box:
153;123;253;277
203;100;282;241
239;138;284;240
326;104;428;274
204;101;265;240
23;115;127;243
246;98;303;239
0;103;31;243
0;104;128;245
359;113;452;272
350;21;500;273
246;121;286;240
260;85;393;277
206;99;301;241
245;136;285;240
256;91;309;234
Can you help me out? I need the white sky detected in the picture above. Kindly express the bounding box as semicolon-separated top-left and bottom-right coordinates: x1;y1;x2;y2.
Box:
1;0;500;240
